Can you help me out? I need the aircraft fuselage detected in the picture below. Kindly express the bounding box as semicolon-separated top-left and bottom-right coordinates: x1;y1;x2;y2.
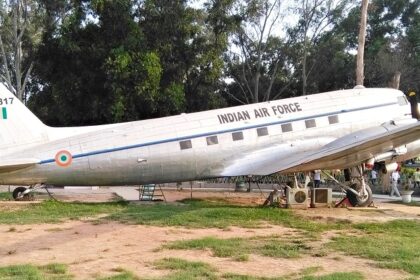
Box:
0;87;418;186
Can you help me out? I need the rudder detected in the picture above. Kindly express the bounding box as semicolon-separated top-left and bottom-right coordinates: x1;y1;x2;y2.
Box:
0;83;49;151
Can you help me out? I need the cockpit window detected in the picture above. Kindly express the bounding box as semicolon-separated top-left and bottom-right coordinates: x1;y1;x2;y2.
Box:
397;96;408;106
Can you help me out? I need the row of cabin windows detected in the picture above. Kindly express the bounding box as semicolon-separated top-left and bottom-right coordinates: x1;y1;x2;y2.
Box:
179;115;339;150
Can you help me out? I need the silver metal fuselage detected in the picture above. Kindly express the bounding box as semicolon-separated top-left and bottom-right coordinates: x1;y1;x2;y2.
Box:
1;88;419;186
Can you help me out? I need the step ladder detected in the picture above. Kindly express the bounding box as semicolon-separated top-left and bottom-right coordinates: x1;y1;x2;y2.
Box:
138;184;166;202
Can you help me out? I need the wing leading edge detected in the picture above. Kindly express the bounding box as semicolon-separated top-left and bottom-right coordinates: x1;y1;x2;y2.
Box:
0;158;39;173
221;121;420;176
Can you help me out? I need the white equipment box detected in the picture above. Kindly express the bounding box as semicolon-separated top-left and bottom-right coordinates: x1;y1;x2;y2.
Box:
310;188;332;207
286;188;308;209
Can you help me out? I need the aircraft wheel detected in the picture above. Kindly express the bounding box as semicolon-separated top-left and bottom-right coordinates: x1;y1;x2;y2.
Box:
12;187;32;201
346;183;372;207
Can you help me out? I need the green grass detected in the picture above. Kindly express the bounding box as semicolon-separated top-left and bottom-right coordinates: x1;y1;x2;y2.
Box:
0;263;72;280
223;266;364;280
0;198;344;232
97;270;140;280
327;219;420;275
222;273;364;280
0;259;363;280
164;235;311;260
0;191;12;201
150;258;364;280
151;258;218;280
221;274;287;280
106;199;343;232
0;198;418;278
0;200;128;224
299;272;364;280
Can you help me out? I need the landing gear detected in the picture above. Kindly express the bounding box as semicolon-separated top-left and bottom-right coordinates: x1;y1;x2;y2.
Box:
12;187;34;201
345;165;373;207
12;184;45;201
346;183;372;207
322;165;373;207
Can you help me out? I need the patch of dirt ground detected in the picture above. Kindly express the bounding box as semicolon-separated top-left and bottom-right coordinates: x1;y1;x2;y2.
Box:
0;221;411;280
0;190;419;279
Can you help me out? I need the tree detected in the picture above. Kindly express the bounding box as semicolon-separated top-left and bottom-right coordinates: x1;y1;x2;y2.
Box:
322;0;420;92
361;0;420;91
288;0;352;95
0;0;43;102
226;0;289;104
138;0;231;113
403;0;420;92
355;0;369;86
24;0;420;127
304;31;355;92
29;0;162;125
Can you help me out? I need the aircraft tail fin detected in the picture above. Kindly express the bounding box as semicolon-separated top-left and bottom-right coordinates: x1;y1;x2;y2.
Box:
0;83;49;150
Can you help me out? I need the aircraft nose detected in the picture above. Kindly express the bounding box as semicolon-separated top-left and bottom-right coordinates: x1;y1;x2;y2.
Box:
418;103;420;119
407;91;419;120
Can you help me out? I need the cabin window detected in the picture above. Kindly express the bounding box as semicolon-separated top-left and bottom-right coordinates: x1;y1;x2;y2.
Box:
281;123;293;132
232;131;244;141
305;119;316;128
257;127;268;136
206;135;218;145
328;115;339;124
397;96;408;106
179;140;192;150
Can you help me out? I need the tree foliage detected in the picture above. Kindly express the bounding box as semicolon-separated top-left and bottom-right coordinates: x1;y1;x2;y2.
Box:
0;0;416;125
30;0;161;125
0;0;44;102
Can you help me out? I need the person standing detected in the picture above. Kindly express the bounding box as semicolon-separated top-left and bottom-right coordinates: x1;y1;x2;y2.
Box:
370;169;377;186
414;168;420;188
390;170;401;197
313;170;321;188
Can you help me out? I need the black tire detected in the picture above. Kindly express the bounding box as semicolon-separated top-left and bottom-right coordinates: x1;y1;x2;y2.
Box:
12;187;27;201
346;183;372;207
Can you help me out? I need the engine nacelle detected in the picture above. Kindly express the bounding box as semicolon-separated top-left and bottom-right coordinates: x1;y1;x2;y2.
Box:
374;146;407;162
381;162;400;174
364;158;375;170
365;145;408;170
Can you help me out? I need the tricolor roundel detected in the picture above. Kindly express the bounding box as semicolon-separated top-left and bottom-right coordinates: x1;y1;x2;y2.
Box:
55;150;73;167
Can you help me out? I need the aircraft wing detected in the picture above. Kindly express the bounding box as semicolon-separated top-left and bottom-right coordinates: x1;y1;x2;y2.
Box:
0;158;40;173
221;121;420;176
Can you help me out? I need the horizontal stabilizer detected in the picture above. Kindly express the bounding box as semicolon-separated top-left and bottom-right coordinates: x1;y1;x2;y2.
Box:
0;158;39;173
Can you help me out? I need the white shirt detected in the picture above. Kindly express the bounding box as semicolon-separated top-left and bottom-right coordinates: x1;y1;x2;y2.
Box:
371;170;377;179
314;170;321;180
391;171;400;182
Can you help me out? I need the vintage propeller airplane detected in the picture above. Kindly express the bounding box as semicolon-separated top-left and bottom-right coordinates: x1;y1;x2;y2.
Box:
0;83;419;205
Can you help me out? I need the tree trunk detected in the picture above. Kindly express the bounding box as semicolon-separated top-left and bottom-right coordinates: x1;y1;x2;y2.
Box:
388;71;401;89
0;35;14;91
254;71;260;103
302;44;307;95
356;0;369;86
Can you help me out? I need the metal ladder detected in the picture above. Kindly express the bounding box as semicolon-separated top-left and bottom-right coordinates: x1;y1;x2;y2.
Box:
138;184;166;201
